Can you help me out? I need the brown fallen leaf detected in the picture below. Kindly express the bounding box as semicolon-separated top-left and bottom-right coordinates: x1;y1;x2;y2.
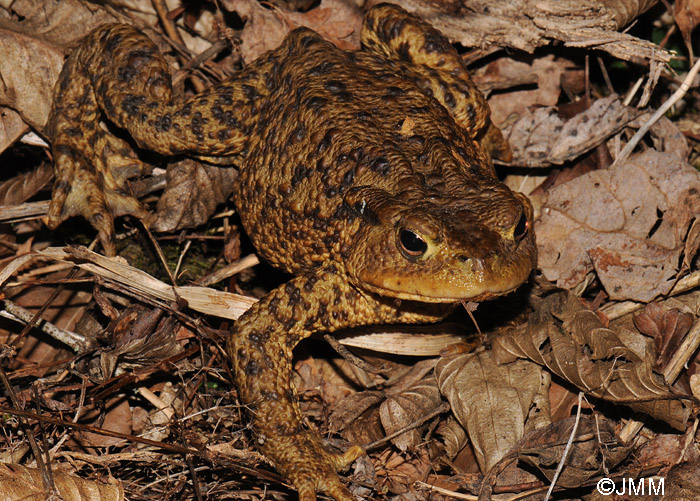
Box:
383;0;670;64
152;159;237;232
537;149;700;301
331;359;439;449
437;417;468;460
0;0;120;48
504;95;639;167
664;460;700;499
474;54;575;126
633;302;695;371
0;107;28;154
0;27;65;131
0;163;53;206
674;0;700;59
222;0;363;62
493;290;693;430
76;396;132;449
330;390;386;446
379;377;441;452
632;433;698;470
435;350;544;472
0;463;124;501
99;305;183;380
516;415;632;487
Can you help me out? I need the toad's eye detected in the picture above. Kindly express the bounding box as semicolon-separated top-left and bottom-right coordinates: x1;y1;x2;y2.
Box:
513;213;529;241
399;228;427;258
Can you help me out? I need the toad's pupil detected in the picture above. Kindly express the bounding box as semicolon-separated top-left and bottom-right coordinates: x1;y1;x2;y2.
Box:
514;213;529;241
400;229;427;255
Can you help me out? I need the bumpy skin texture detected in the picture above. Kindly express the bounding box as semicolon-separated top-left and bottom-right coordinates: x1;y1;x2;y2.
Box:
48;4;537;499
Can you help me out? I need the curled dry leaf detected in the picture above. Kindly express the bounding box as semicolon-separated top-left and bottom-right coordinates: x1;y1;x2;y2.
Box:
390;0;670;64
474;54;574;126
0;27;65;130
1;0;120;48
435;350;543;472
0;463;124;501
76;396;133;448
437;417;469;460
0;107;28;154
633;302;695;370
644;115;690;160
331;360;439;448
379;377;441;452
674;0;700;51
0;163;52;206
0;246;257;320
222;0;362;62
493;291;693;430
537;149;700;301
152;159;237;232
517;415;632;487
664;460;700;499
99;306;183;380
504;96;639;167
330;390;385;446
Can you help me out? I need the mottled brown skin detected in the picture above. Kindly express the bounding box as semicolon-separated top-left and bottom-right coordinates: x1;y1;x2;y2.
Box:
48;4;537;499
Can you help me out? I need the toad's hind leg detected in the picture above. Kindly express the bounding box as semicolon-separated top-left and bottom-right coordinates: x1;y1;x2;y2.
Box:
47;24;275;253
228;264;450;500
360;4;511;161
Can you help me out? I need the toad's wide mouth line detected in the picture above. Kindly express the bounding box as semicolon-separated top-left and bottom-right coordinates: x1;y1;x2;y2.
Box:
365;281;528;304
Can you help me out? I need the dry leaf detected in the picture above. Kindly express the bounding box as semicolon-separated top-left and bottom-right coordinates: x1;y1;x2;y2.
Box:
664;460;700;499
99;306;183;380
537;149;700;301
646;115;691;160
330;391;385;446
0;246;257;321
517;415;632;487
504;96;639;167
0;107;28;154
684;217;700;270
633;433;697;468
152;159;237;232
493;291;693;430
376;448;432;495
0;28;65;130
0;0;120;48
385;0;670;64
675;0;700;53
0;463;124;501
475;54;574;126
633;302;694;370
435;350;543;472
437;417;468;460
599;0;659;27
379;378;441;451
0;163;53;206
222;0;362;62
76;396;132;448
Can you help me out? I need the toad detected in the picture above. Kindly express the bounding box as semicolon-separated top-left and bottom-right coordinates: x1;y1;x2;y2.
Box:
47;4;537;499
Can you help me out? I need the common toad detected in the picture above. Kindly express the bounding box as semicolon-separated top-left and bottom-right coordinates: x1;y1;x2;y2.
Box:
47;4;537;499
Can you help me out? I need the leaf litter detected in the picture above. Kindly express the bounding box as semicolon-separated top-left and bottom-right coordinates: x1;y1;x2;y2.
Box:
1;0;700;500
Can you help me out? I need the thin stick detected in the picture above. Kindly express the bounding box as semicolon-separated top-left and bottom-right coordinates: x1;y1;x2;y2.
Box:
543;392;583;501
613;56;700;166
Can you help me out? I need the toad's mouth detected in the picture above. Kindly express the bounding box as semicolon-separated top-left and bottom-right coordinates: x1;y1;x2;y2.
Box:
356;261;534;304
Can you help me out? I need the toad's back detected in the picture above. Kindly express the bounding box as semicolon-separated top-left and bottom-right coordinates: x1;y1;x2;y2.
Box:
47;4;537;499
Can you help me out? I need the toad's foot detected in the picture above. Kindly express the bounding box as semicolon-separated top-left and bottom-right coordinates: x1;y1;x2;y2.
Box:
230;267;450;499
260;430;363;501
48;125;151;256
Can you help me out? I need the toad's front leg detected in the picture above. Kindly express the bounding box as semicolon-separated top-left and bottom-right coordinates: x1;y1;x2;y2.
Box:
227;264;448;500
